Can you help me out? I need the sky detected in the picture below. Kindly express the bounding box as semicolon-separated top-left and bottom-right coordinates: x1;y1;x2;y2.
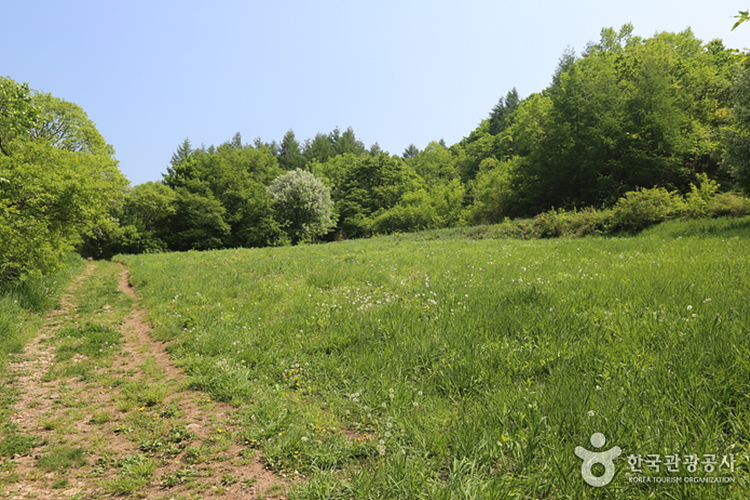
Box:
5;1;749;186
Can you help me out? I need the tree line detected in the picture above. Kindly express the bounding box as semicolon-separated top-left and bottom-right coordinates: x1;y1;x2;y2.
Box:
4;25;750;277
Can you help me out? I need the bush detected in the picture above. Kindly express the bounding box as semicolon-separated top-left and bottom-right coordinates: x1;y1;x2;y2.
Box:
612;187;687;231
685;173;720;218
706;191;750;217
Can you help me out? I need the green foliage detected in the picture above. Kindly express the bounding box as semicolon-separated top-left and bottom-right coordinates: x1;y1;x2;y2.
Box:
454;27;740;216
685;173;721;217
465;157;517;224
267;169;336;244
0;140;127;280
278;129;306;171
724;65;750;193
163;139;284;249
371;180;466;234
0;76;39;157
404;141;459;186
29;93;112;155
706;191;750;217
612;187;687;231
164;188;231;251
0;80;127;279
487;88;520;135
318;153;425;237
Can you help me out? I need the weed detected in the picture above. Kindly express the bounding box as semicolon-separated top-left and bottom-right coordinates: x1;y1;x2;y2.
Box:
220;473;239;486
88;411;111;425
52;478;69;489
37;447;87;471
102;454;157;495
0;434;41;457
162;467;199;487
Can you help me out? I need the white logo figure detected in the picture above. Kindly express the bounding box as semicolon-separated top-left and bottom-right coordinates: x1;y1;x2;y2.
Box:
575;432;621;487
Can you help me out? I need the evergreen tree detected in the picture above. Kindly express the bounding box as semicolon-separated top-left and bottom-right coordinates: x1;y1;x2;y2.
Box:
488;88;521;135
278;129;306;171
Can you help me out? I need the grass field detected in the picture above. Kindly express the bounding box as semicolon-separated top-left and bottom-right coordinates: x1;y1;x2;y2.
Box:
115;217;750;499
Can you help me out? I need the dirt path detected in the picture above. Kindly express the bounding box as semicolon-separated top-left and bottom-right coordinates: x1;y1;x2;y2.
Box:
2;262;289;499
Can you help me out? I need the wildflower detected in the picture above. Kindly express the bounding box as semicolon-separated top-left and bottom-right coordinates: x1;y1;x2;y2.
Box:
687;305;693;311
587;410;595;417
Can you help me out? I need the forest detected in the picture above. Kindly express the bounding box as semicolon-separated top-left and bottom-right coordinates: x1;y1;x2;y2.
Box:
3;25;750;279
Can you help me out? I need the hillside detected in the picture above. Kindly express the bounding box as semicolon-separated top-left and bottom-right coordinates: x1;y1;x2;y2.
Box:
108;216;750;498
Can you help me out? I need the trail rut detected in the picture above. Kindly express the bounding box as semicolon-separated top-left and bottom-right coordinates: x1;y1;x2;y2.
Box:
2;262;289;499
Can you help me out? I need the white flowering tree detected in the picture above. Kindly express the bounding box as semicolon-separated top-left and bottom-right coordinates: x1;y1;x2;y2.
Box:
267;169;336;244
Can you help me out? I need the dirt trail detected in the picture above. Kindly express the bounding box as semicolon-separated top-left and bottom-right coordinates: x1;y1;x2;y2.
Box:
2;263;289;499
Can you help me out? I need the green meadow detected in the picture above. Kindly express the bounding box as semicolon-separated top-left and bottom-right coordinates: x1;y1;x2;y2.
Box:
116;217;750;499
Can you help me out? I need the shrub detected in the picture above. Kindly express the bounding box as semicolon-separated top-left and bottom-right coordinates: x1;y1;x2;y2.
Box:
707;191;750;218
612;187;687;231
685;173;720;218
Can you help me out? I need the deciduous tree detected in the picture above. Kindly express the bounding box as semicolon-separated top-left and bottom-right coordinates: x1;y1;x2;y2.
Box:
268;169;336;244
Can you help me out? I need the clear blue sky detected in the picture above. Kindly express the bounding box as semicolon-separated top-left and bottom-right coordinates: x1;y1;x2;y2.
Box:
5;1;748;186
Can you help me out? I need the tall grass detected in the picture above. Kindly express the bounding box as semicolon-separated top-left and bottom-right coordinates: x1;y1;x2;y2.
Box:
120;218;750;498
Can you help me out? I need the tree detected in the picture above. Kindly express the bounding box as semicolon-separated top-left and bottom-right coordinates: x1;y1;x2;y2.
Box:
324;153;425;237
278;129;306;171
725;66;750;192
510;27;738;213
162;137;285;249
465;158;518;223
29;93;111;154
402;143;420;159
1;136;127;280
331;127;366;156
405;141;459;185
304;132;337;163
170;138;193;166
1;81;127;280
488;88;520;135
0;77;39;157
267;169;336;244
78;181;177;259
164;187;230;251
